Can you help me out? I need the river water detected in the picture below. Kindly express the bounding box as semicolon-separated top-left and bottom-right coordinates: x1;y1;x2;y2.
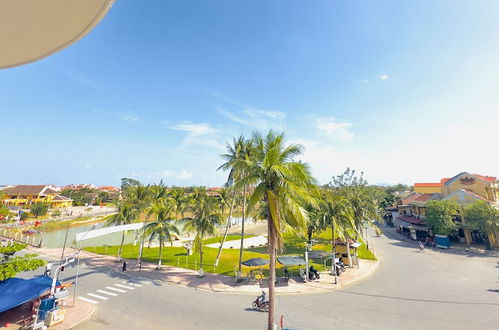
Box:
36;217;249;248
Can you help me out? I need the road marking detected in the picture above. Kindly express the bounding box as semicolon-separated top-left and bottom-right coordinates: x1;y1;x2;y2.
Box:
106;286;126;293
78;296;99;304
140;281;151;285
87;293;109;300
115;283;134;290
122;280;142;287
97;289;117;296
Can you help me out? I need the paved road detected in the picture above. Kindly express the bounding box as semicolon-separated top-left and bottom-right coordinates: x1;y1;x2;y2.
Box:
24;227;499;329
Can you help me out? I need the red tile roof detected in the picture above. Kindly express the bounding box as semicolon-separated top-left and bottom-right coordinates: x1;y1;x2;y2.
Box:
414;194;434;202
474;174;496;182
397;215;426;225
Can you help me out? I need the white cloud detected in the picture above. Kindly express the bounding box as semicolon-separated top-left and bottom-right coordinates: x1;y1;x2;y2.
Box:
211;92;287;129
170;122;223;150
380;74;390;80
171;123;218;135
161;170;192;179
314;117;354;140
84;164;92;169
118;111;140;122
358;79;368;84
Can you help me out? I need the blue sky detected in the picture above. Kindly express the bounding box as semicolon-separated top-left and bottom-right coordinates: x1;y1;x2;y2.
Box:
1;1;499;187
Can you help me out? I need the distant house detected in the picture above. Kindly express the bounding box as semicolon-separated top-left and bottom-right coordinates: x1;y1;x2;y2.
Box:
1;185;73;208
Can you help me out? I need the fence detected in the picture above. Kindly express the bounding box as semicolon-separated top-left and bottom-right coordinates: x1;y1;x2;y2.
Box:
0;228;43;247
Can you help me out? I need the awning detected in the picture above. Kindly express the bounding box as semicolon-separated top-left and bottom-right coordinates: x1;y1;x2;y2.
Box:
0;276;58;313
242;257;269;267
307;251;335;258
276;256;306;266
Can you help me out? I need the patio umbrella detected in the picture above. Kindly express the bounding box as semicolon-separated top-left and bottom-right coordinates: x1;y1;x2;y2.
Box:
242;257;269;267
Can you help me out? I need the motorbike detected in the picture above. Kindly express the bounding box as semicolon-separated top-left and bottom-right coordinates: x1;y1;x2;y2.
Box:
333;259;346;276
308;267;320;280
252;296;269;312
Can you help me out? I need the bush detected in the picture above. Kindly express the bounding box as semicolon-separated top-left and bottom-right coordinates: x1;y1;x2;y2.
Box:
52;210;61;217
20;212;29;221
30;203;49;217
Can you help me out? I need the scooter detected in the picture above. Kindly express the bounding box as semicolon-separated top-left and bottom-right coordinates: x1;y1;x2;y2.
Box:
252;297;269;312
334;259;346;276
309;267;320;280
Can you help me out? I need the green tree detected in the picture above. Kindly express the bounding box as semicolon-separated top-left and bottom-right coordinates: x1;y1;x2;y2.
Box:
217;135;253;272
0;243;45;282
425;200;459;236
182;194;222;275
463;201;499;250
237;131;316;330
106;202;138;260
30;202;49;217
143;199;180;268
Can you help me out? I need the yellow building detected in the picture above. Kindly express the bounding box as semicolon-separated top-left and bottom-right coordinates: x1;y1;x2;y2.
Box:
1;185;73;208
412;172;498;247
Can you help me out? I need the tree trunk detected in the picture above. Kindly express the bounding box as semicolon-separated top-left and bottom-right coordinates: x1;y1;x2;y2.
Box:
267;211;276;330
118;231;125;261
346;241;352;267
200;243;204;272
158;240;162;268
238;185;247;273
214;190;236;267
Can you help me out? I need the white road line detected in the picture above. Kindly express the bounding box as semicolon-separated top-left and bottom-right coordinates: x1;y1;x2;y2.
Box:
87;293;109;300
122;280;142;287
106;286;126;293
97;289;117;296
78;296;99;304
115;283;134;290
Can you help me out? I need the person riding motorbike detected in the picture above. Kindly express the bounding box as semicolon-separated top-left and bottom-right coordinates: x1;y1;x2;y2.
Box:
258;290;267;306
309;265;320;280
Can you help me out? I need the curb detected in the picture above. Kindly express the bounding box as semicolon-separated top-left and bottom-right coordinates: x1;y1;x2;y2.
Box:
66;304;96;329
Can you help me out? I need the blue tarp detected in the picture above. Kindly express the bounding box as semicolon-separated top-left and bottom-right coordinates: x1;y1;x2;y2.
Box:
0;276;56;313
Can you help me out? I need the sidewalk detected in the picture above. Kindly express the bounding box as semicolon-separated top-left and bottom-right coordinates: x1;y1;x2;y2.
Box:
382;225;499;257
29;246;379;295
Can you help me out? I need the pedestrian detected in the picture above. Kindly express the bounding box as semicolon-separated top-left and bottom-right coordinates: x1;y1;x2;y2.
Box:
122;261;127;272
419;241;424;253
44;262;52;276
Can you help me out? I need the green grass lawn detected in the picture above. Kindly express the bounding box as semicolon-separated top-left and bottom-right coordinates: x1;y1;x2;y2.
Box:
85;227;376;277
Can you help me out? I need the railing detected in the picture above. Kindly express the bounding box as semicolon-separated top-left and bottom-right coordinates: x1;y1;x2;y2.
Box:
0;228;43;247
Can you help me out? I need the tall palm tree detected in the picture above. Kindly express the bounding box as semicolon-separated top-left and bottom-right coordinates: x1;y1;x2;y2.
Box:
214;186;235;267
182;194;222;275
142;199;180;269
106;201;138;260
236;131;316;330
216;136;251;269
168;187;187;218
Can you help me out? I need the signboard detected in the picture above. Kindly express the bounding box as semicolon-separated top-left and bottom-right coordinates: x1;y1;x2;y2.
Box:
459;176;475;185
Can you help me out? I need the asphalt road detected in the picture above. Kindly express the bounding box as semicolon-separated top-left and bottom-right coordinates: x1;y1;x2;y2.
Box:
21;228;499;330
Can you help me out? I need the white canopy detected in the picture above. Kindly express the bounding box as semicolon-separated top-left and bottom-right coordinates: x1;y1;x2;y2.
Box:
0;0;115;69
76;223;144;242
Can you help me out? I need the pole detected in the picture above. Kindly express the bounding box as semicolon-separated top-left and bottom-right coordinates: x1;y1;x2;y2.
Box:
59;224;70;264
72;248;81;307
305;243;309;282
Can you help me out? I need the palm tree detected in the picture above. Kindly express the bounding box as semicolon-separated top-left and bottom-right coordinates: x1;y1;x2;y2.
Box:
106;201;138;260
236;131;316;330
215;136;251;269
182;193;222;275
214;186;235;267
142;199;180;269
168;187;187;218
